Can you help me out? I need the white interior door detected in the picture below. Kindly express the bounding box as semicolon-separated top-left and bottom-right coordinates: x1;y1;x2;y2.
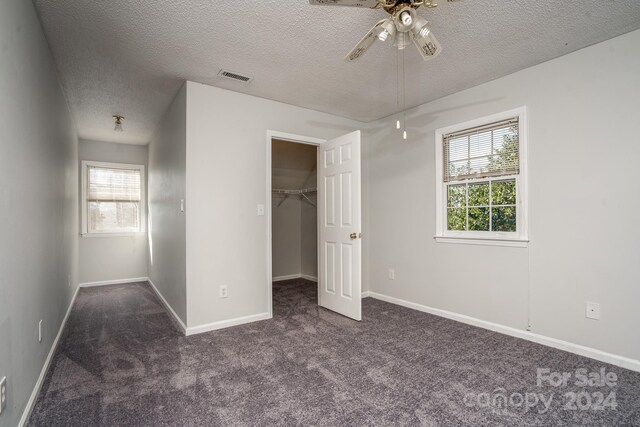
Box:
318;130;362;321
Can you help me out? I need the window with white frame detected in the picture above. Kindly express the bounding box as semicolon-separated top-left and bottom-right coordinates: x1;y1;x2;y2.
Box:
435;108;528;246
81;161;145;235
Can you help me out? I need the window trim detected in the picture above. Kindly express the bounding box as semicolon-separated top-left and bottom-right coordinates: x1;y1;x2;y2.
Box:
434;107;528;247
81;160;146;237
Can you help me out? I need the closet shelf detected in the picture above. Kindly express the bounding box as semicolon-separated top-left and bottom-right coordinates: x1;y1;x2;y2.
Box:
272;187;317;195
272;187;317;208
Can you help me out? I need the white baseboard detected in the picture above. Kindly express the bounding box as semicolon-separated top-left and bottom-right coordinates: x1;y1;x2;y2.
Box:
79;277;148;287
186;312;272;336
146;277;187;335
368;291;640;373
272;274;302;282
273;274;318;283
361;291;370;298
18;285;81;427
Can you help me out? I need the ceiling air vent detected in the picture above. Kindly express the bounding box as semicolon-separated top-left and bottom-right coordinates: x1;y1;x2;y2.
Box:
218;69;253;84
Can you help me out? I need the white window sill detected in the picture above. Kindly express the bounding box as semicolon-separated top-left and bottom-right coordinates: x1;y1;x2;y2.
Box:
81;232;147;238
434;235;529;248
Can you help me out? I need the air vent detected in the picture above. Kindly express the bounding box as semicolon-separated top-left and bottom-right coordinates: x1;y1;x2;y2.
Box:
218;69;253;84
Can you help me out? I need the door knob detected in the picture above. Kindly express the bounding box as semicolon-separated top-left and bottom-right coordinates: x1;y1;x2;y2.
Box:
350;232;361;240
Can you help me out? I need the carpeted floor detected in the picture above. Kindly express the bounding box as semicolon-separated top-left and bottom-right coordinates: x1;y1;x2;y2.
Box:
28;279;640;426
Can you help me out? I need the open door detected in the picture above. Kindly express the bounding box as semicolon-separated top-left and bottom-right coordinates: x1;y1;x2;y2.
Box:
318;131;362;321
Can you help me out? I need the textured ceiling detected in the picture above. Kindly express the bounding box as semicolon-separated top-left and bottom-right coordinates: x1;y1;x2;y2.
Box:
34;0;640;145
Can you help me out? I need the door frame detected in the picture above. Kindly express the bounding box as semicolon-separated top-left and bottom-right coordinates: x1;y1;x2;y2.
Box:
265;130;326;318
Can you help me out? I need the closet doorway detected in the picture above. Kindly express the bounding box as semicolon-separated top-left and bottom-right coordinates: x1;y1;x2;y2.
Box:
270;136;319;316
266;131;362;321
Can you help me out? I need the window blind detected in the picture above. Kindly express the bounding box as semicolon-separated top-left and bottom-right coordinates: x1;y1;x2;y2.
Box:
87;166;141;202
443;118;519;182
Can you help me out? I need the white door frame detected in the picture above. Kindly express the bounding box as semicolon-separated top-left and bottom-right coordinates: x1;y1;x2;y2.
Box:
265;130;326;318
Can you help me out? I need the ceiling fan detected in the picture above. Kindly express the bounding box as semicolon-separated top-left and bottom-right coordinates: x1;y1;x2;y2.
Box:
310;0;454;62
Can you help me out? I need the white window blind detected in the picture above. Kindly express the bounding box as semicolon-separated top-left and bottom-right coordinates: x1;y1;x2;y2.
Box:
87;166;141;232
443;118;519;182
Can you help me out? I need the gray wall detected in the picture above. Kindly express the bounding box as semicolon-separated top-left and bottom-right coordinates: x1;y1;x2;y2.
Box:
271;197;301;278
78;140;148;284
0;0;79;425
366;29;640;361
185;81;365;328
271;196;318;280
148;84;187;324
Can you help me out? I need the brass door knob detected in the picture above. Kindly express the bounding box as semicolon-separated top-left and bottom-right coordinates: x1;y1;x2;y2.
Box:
350;233;362;240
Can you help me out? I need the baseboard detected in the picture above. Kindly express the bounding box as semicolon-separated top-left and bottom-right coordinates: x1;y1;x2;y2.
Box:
18;285;81;427
146;277;187;335
272;274;302;282
79;277;148;287
361;291;370;298
186;312;272;336
273;274;318;283
368;291;640;373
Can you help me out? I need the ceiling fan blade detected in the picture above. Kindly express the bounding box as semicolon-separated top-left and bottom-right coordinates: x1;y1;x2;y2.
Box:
344;20;386;62
309;0;381;9
412;30;442;61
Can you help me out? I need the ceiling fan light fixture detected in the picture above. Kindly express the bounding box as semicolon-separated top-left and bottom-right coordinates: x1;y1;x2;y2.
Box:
411;16;431;38
377;19;396;42
400;10;412;26
113;115;124;132
393;6;416;32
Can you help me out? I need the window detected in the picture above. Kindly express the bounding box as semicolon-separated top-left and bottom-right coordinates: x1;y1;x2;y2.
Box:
435;108;528;247
81;161;145;235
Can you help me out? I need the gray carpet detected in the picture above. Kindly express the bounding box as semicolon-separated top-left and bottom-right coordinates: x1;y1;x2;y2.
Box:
28;279;640;426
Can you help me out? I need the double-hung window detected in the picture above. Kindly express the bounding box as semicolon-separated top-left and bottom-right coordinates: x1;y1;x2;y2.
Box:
435;108;528;247
81;161;146;236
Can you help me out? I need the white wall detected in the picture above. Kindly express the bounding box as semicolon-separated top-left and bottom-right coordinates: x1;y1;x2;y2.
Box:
185;81;364;328
0;0;79;425
271;197;301;278
78;140;148;284
148;84;187;324
367;30;640;361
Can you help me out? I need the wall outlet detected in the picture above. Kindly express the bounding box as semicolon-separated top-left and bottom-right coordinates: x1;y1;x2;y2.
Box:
0;376;6;415
38;320;43;342
180;199;185;212
219;285;228;299
586;302;600;320
388;269;395;280
257;204;265;216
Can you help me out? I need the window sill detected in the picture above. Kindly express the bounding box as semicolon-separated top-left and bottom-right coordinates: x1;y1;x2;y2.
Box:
81;232;146;238
434;235;529;248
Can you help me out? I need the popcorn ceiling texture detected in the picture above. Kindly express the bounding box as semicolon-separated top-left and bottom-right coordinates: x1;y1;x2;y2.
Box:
27;280;640;426
33;0;640;144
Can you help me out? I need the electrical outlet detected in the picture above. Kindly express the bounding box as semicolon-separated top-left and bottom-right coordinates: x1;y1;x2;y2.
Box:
219;285;228;299
388;269;395;280
586;302;600;320
180;199;185;212
257;204;265;216
0;376;6;415
38;320;43;342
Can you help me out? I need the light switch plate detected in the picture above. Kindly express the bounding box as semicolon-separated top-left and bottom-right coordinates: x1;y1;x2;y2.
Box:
257;204;265;216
